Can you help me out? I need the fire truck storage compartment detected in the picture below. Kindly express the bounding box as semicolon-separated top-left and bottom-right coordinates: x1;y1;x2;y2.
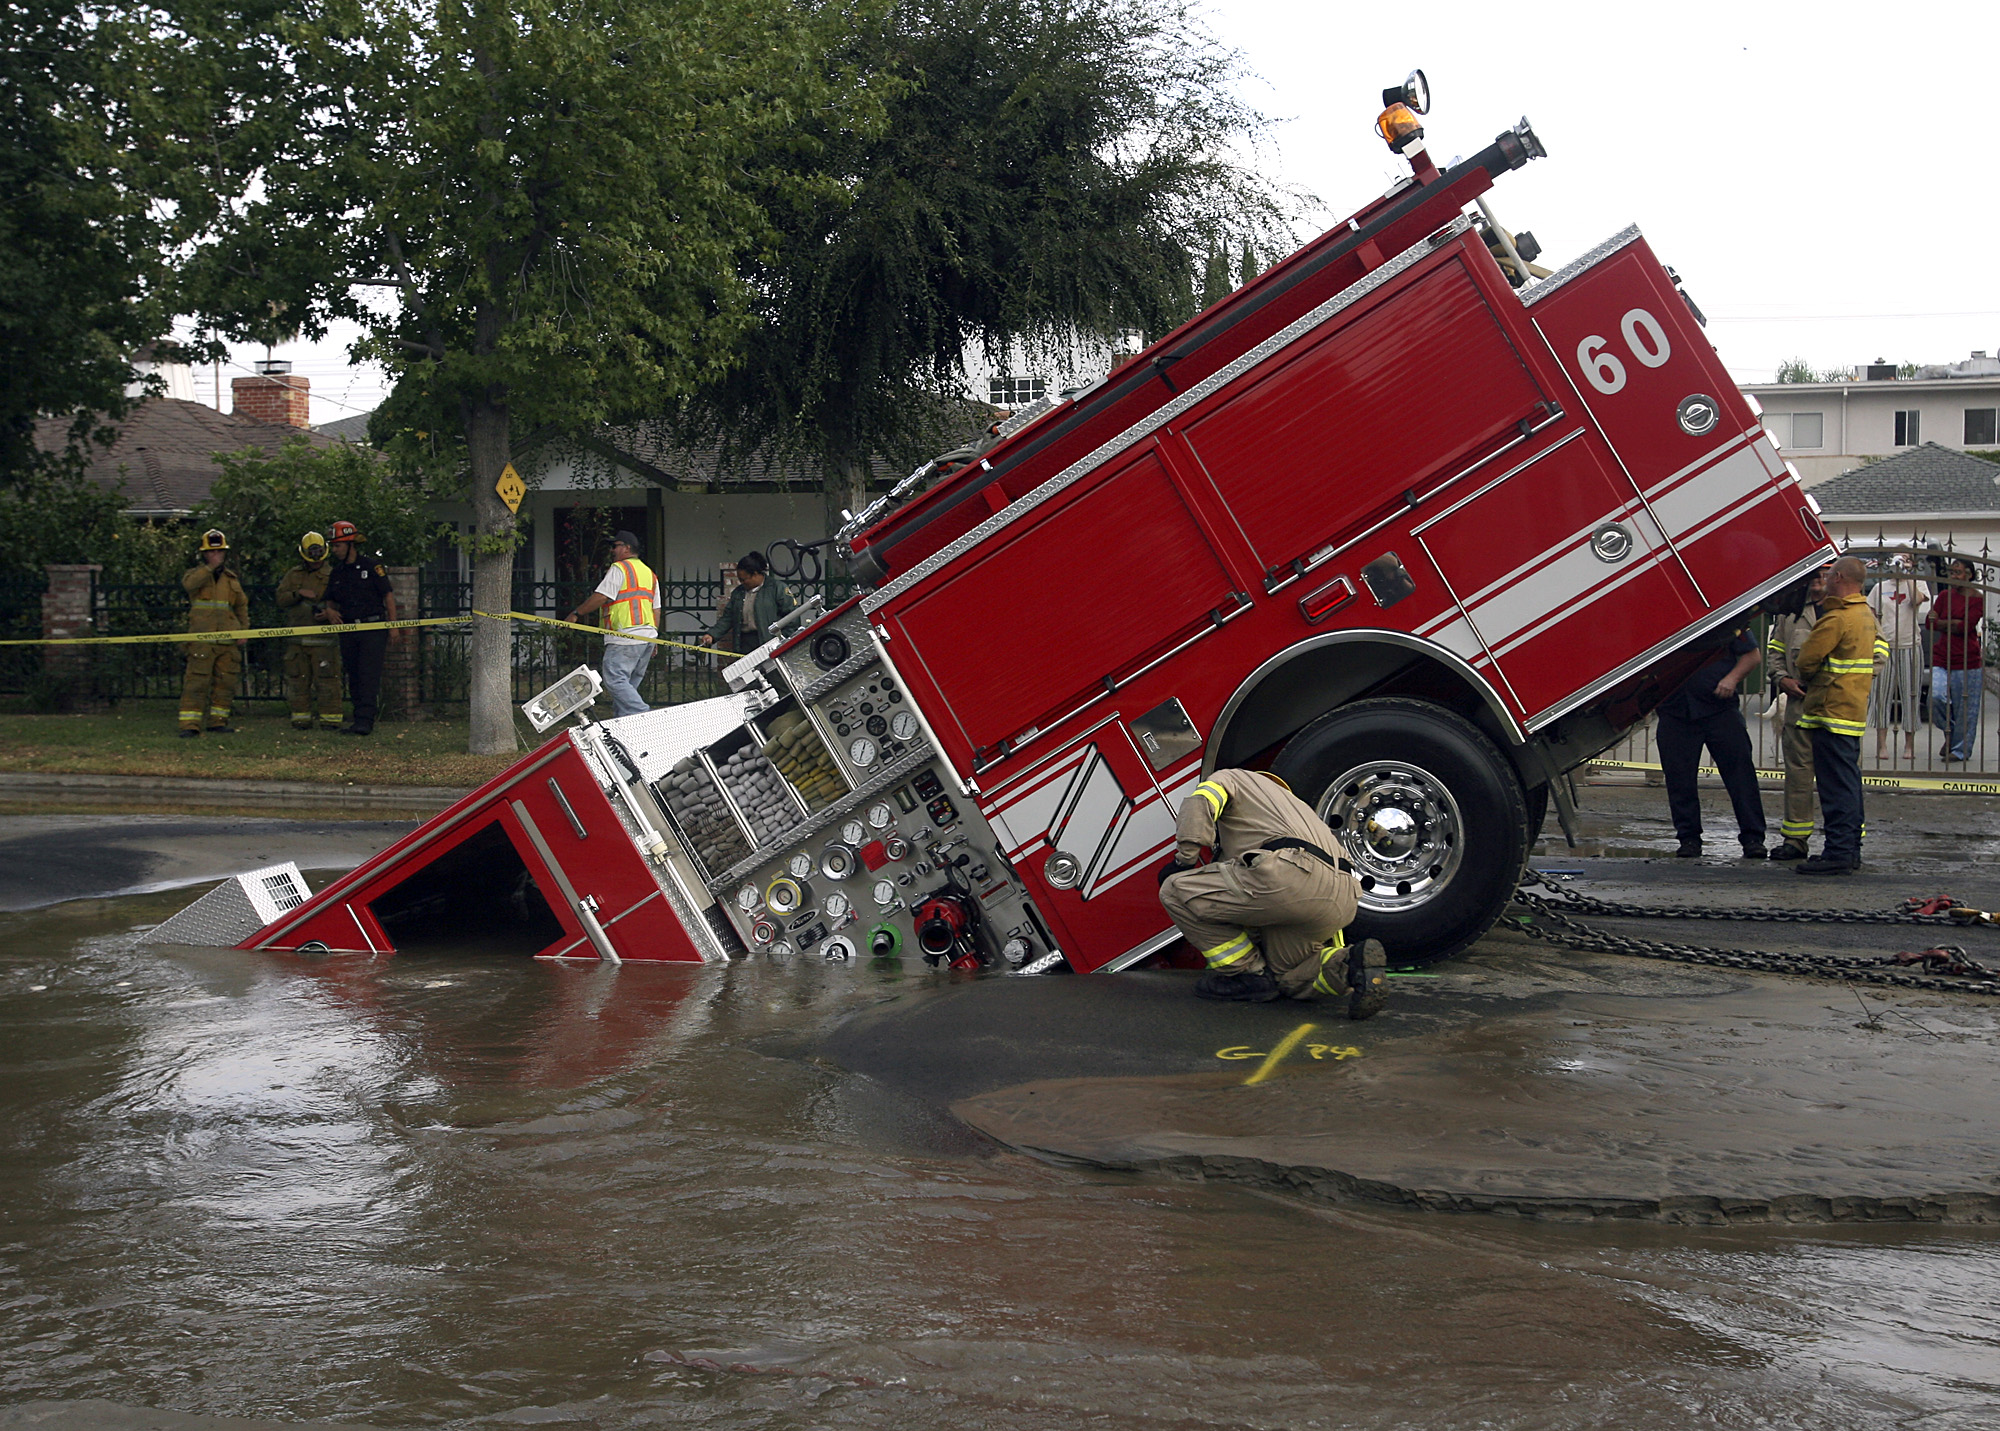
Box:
1176;253;1547;580
757;702;848;813
366;820;566;957
886;445;1238;757
653;753;755;881
700;723;810;848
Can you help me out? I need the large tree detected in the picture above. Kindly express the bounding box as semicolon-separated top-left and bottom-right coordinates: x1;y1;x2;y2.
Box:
673;0;1295;508
141;0;877;752
0;0;181;485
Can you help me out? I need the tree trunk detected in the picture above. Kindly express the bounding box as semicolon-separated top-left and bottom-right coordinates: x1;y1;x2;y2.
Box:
464;396;520;756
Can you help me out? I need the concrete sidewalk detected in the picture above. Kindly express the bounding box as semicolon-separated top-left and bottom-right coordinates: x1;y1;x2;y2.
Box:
0;771;470;813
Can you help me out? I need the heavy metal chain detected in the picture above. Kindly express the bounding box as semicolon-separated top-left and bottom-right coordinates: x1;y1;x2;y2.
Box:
1515;872;1970;926
1506;878;2000;997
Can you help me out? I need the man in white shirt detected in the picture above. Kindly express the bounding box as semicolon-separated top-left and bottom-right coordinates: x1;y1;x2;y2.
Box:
565;531;659;718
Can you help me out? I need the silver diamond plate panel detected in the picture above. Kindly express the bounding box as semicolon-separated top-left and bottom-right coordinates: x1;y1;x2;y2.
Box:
598;695;754;786
1519;225;1642;307
860;217;1474;615
141;862;307;948
794;648;880;708
706;741;935;893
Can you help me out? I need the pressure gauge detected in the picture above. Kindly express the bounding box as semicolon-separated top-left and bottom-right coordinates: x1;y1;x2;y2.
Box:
840;818;867;845
735;883;762;913
769;940;796;960
872;879;898;908
750;917;776;946
824;891;852;921
867;801;895;830
865;713;887;738
848;736;878;768
890;711;919;741
787;851;814;879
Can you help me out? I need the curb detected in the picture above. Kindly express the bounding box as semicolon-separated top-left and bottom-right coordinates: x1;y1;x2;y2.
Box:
0;771;472;810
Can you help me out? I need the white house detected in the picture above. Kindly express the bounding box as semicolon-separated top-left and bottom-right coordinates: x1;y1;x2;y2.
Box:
1742;352;2000;485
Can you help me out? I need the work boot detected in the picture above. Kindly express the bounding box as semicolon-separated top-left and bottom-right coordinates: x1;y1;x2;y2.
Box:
1194;970;1282;1003
340;723;374;736
1740;842;1769;859
1769;840;1809;861
1675;840;1702;858
290;716;312;730
205;725;236;734
178;728;200;739
1796;856;1857;876
1347;938;1388;1021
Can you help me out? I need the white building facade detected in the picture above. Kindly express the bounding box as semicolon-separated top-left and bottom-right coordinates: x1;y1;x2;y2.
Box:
1743;352;2000;485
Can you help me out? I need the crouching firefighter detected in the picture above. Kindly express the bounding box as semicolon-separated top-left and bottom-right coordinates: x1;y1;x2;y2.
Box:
1157;768;1387;1017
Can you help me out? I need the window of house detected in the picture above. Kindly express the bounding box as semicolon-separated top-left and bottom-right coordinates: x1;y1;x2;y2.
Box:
1965;408;1998;446
1894;410;1921;446
988;375;1047;407
1790;412;1824;448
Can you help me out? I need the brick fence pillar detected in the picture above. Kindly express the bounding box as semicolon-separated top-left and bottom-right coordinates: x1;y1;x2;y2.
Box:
41;564;100;680
380;565;424;721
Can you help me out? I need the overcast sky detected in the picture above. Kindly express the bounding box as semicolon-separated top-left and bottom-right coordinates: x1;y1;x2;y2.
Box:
208;0;2000;426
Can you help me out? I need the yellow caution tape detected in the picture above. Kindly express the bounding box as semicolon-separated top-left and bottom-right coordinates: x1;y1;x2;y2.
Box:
0;609;727;658
1586;758;2000;794
475;610;722;658
0;615;465;646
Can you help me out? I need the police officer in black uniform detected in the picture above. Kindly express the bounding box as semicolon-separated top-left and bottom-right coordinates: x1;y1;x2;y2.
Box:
321;519;398;736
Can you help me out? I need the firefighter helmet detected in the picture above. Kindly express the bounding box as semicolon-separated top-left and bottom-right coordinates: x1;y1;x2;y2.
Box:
300;531;329;563
329;519;363;544
198;529;229;553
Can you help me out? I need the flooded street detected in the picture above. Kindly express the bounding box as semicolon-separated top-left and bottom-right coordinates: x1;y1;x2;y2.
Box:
5;806;2000;1429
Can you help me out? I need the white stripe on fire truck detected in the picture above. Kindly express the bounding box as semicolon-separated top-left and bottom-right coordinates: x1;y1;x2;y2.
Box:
1414;432;1775;662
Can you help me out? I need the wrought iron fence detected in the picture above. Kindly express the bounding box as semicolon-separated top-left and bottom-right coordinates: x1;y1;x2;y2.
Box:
1602;535;2000;781
0;573;43;696
415;569;855;708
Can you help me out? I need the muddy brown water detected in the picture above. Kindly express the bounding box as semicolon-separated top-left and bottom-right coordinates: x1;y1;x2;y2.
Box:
5;879;2000;1430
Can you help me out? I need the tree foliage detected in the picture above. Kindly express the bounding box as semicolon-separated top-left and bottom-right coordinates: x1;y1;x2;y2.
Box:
190;439;440;583
140;0;882;750
0;0;186;486
674;0;1296;492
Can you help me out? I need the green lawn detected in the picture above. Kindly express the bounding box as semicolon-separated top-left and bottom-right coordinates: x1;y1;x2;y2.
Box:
0;700;535;787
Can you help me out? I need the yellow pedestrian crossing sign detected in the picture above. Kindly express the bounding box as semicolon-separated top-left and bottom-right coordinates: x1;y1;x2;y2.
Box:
496;462;526;514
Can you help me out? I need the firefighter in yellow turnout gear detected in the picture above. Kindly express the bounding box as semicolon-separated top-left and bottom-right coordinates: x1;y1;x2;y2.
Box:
1157;768;1386;1017
276;532;344;729
1793;556;1881;875
177;529;248;735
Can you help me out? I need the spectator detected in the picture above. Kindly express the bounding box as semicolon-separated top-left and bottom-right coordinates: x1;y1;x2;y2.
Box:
701;552;796;656
1925;557;1986;763
1867;554;1929;763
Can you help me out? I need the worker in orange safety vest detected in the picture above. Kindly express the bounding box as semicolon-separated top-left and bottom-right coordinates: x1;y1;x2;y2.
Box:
566;530;659;718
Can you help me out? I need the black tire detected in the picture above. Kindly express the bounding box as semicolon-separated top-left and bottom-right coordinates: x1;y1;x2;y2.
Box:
1272;697;1530;966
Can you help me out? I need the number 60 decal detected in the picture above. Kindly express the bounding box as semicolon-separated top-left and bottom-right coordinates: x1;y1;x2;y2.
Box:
1575;308;1673;395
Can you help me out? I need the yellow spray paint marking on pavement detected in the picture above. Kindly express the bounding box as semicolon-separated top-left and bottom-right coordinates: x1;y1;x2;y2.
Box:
1242;1023;1316;1085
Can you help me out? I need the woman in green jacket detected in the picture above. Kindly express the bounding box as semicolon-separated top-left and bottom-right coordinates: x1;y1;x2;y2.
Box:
702;552;797;655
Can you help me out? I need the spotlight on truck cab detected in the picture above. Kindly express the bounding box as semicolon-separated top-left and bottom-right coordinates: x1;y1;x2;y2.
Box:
522;665;604;733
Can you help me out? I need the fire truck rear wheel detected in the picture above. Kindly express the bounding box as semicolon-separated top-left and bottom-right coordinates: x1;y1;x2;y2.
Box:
1272;697;1529;966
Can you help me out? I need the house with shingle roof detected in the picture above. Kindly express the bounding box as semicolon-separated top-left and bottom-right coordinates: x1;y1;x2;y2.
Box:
1807;442;2000;557
33;362;337;519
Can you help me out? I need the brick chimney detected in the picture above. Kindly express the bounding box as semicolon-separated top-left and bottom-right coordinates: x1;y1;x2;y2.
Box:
231;358;310;427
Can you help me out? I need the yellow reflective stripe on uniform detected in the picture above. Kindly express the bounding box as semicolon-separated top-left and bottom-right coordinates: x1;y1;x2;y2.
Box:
1766;636;1785;651
1202;932;1256;968
1823;658;1875;671
191;600;235;608
1195;781;1229;819
1798;715;1867;735
1779;818;1815;838
1310;929;1348;994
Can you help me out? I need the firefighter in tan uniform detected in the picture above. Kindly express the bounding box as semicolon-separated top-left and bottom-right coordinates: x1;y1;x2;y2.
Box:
177;529;248;736
275;531;344;730
1794;556;1881;875
1157;768;1386;1016
1764;565;1826;860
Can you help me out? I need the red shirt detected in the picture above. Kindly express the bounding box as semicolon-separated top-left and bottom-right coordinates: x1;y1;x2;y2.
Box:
1928;586;1986;669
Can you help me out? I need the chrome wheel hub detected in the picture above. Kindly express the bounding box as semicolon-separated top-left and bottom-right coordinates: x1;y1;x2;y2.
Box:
1318;760;1464;912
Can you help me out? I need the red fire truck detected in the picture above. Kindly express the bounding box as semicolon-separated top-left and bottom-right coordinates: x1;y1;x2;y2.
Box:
164;79;1834;973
